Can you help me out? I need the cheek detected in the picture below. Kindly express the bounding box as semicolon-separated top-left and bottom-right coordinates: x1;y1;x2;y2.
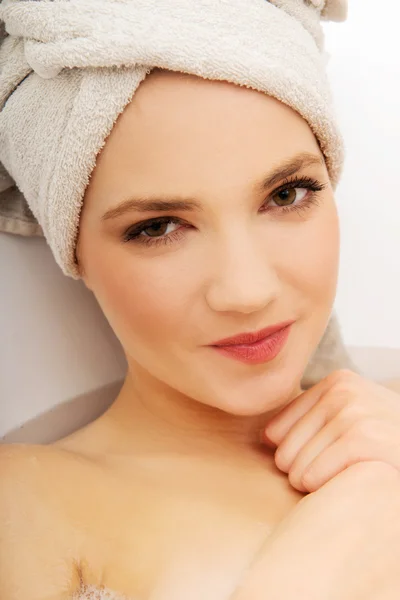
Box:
89;252;194;351
277;200;340;302
309;204;340;296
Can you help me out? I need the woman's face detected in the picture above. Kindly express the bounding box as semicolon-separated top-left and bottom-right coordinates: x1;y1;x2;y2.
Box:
77;69;340;417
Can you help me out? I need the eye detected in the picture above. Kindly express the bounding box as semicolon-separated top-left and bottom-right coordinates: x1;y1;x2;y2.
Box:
139;219;179;238
122;216;187;246
270;187;308;207
263;175;327;214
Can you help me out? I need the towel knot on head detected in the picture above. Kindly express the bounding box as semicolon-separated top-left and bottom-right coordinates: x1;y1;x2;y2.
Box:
1;0;347;80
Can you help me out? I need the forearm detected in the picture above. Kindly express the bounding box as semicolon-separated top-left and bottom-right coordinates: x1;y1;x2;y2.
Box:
228;530;323;600
229;526;400;600
229;463;400;600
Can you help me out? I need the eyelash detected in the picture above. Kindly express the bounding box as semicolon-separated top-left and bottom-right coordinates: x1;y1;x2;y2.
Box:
122;175;327;247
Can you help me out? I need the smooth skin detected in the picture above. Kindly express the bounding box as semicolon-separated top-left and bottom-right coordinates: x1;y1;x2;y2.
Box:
1;69;400;600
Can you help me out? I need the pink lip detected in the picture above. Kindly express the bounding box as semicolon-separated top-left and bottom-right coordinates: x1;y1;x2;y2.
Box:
210;320;295;347
209;321;294;365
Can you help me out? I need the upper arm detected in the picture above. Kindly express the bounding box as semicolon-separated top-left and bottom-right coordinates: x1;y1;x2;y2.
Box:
0;444;82;600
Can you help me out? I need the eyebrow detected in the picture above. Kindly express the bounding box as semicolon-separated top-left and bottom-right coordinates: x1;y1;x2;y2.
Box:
100;152;325;222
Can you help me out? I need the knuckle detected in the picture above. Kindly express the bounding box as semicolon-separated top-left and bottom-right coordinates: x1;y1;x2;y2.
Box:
325;390;350;418
347;416;376;439
337;405;369;429
330;369;360;393
338;368;358;380
330;368;356;384
325;372;363;417
332;409;353;430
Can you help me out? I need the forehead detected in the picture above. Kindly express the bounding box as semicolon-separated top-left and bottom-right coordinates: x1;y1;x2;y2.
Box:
85;69;320;209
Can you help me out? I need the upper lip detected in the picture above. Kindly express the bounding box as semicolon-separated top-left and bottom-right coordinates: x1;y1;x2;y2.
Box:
210;320;295;347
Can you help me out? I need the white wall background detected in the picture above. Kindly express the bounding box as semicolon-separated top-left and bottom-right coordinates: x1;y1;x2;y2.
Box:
324;0;400;348
1;0;399;439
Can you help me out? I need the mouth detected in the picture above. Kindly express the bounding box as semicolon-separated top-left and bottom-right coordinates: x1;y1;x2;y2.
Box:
209;320;295;365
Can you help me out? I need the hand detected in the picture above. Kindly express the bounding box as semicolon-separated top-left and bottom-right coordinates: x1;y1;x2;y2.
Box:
231;462;400;600
262;369;400;493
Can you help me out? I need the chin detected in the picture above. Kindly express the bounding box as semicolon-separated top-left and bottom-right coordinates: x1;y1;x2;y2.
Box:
205;367;303;417
193;324;312;416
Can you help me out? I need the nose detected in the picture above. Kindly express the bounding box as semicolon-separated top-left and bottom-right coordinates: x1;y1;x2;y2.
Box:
204;232;280;315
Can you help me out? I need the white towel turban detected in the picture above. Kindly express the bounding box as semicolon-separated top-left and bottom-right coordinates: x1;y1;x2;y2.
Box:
0;0;348;278
0;0;358;385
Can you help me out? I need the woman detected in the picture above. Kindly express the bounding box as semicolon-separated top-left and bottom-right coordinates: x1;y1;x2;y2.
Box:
1;1;400;599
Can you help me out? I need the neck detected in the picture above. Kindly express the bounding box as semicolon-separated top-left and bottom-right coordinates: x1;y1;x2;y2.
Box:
101;364;303;459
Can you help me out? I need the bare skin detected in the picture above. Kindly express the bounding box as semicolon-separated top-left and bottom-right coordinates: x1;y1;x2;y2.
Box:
1;68;373;599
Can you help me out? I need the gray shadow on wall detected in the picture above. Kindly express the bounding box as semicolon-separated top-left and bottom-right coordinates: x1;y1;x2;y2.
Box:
1;379;123;444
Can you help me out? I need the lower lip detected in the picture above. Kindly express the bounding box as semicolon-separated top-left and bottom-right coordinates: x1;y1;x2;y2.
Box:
211;324;292;365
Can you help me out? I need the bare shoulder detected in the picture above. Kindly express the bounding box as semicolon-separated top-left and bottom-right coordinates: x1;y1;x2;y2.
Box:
0;442;101;506
0;443;91;599
0;440;75;478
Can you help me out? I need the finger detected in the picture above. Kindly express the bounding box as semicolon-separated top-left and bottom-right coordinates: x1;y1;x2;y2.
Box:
263;371;342;445
299;435;384;493
273;399;332;473
287;417;347;492
275;394;365;475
